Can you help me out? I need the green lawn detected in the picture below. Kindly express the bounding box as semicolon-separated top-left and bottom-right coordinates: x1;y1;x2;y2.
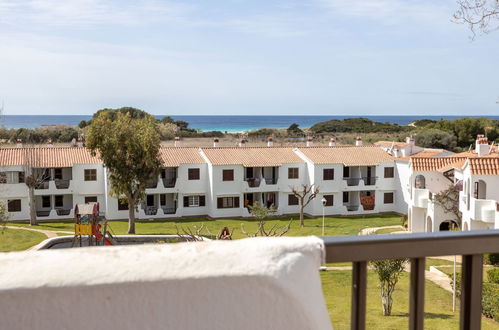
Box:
321;270;499;329
0;228;47;252
8;213;402;239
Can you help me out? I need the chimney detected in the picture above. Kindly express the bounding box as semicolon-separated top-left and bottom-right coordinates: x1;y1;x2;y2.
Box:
476;134;490;157
16;139;23;148
77;136;84;148
174;136;181;147
267;136;273;147
213;138;219;148
393;147;400;158
355;136;363;146
47;139;53;148
306;136;313;147
406;136;415;146
329;137;336;147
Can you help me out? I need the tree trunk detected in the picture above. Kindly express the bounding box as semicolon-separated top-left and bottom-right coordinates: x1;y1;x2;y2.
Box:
28;187;37;226
380;285;393;316
128;197;136;234
299;202;305;227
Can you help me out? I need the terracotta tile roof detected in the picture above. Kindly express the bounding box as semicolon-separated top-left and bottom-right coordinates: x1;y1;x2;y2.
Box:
410;157;468;172
451;147;498;158
0;147;101;167
397;150;442;161
159;147;206;166
201;147;302;166
467;158;499;175
437;159;466;172
298;146;394;165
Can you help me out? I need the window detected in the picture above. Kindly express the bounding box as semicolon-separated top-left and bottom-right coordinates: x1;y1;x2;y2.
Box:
288;167;299;179
415;175;426;189
188;168;200;180
85;196;98;204
54;168;63;180
118;199;129;211
222;169;234;181
343;166;350;178
8;199;21;212
384;192;394;204
343;192;349;203
42;196;51;208
323;195;334;206
160;194;166;206
84;169;97;181
0;172;6;184
217;196;240;209
384;167;394;178
246;167;254;179
146;195;155;207
18;172;25;183
183;195;206;207
323;169;334;180
288;194;299;206
55;195;64;208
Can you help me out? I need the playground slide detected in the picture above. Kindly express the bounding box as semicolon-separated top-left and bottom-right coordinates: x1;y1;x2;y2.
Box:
92;225;114;246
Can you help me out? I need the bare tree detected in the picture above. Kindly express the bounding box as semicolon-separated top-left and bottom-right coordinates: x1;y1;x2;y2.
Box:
454;0;499;38
433;185;462;226
22;147;48;226
290;184;319;227
240;220;291;237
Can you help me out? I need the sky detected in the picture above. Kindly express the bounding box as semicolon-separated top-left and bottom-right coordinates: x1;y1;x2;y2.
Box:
0;0;498;116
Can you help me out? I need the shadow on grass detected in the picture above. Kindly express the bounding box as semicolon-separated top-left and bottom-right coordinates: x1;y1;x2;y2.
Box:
393;312;453;320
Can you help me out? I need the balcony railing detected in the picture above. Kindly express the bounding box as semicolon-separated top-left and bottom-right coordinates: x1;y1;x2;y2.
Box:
54;179;70;189
162;207;176;214
322;230;499;330
35;181;49;189
346;204;360;211
144;206;158;215
56;209;71;216
36;210;50;217
344;177;361;186
362;176;376;186
162;178;176;188
265;178;278;185
245;178;261;187
146;181;158;189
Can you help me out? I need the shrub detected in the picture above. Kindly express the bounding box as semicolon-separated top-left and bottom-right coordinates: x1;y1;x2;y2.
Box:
485;253;499;266
487;268;499;284
482;283;499;321
401;215;408;228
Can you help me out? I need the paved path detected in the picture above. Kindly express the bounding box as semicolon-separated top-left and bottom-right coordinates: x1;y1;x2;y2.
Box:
5;226;72;239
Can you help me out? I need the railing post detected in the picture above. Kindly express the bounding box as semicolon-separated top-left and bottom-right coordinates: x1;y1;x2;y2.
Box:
460;254;483;330
409;258;425;330
351;261;367;330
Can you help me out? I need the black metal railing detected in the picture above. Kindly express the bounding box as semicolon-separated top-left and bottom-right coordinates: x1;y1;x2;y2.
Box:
162;178;177;188
146;180;158;189
265;178;278;185
344;177;361;186
321;230;499;330
56;209;71;216
362;176;376;186
55;179;70;189
245;178;261;187
35;181;49;189
162;207;176;214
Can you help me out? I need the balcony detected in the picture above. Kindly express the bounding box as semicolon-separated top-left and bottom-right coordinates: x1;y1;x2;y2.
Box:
54;179;70;189
362;176;376;186
161;207;177;215
244;178;261;188
472;198;497;223
146;180;158;189
264;177;278;185
323;230;499;329
162;178;176;188
412;188;429;208
344;177;361;186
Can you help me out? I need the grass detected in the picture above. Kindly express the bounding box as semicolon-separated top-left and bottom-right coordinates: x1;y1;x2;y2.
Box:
8;213;402;239
321;270;499;329
0;228;47;252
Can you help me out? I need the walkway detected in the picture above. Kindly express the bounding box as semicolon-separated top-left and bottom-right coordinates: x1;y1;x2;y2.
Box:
358;225;406;236
5;226;72;239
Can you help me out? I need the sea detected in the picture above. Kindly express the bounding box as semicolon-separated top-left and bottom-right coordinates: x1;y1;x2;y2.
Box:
3;115;499;132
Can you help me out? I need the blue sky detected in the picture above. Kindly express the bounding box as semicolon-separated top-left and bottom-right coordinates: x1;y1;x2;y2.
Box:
0;0;498;115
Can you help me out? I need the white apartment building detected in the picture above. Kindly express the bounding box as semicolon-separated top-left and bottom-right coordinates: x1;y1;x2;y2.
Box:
406;135;499;232
0;142;408;221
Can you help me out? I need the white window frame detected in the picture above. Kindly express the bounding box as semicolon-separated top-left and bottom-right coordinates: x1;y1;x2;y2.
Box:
188;195;200;207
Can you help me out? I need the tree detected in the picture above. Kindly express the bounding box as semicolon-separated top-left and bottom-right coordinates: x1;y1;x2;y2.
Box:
86;110;161;234
433;185;462;226
241;202;291;237
287;123;303;135
454;0;499;38
414;129;457;150
22;147;50;226
0;203;7;233
290;184;319;227
371;258;407;316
